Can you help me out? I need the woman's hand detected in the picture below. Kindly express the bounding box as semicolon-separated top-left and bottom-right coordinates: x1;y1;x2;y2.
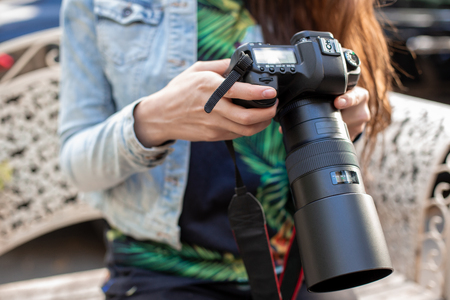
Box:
133;59;278;147
277;86;370;141
334;86;371;141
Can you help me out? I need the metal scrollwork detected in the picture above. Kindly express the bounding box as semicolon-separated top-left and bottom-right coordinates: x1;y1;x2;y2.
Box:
356;93;450;299
417;152;450;298
0;29;102;256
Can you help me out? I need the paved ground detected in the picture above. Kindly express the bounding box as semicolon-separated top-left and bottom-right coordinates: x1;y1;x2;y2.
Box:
0;220;106;285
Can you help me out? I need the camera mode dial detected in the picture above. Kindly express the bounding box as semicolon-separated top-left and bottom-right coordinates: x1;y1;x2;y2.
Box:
344;50;360;71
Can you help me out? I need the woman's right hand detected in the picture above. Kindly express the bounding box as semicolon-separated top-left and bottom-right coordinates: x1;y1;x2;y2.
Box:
133;59;278;147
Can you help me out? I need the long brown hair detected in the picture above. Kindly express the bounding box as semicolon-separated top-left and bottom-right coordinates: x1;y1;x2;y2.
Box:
248;0;395;160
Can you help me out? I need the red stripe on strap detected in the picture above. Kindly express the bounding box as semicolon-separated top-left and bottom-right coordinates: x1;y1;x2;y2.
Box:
264;224;282;299
291;269;304;300
279;227;297;285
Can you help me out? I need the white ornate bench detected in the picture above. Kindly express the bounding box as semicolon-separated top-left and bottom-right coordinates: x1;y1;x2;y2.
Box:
354;92;450;299
0;28;103;257
0;28;449;300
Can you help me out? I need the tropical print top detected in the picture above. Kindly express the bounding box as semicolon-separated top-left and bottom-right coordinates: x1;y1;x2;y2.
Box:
107;0;293;283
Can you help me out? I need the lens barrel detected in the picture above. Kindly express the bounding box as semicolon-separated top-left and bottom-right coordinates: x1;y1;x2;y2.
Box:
279;96;393;292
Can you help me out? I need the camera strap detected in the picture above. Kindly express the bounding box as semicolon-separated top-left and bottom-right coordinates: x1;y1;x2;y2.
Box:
225;140;304;300
204;51;303;299
204;52;253;113
226;140;282;300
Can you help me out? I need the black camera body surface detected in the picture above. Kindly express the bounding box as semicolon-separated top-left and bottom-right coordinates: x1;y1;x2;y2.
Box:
226;30;393;293
227;30;361;115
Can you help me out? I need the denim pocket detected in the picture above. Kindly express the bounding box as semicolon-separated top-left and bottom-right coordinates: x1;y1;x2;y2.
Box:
94;0;163;65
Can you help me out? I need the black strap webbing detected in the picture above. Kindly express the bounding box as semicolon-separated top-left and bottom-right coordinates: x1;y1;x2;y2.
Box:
226;140;282;300
225;140;245;193
204;52;253;113
225;140;304;300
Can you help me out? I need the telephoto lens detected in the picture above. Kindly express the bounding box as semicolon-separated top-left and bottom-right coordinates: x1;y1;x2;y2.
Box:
279;95;392;292
208;30;393;293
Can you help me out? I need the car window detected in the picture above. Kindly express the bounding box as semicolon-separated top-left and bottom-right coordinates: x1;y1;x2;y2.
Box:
390;0;450;8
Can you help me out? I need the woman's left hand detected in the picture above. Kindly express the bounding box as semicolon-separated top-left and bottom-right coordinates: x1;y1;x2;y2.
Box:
334;86;371;141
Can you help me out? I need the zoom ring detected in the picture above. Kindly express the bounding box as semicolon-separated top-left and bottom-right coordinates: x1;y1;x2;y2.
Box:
286;139;356;172
286;143;359;183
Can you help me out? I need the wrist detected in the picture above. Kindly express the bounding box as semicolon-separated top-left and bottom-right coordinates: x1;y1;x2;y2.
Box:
133;95;172;148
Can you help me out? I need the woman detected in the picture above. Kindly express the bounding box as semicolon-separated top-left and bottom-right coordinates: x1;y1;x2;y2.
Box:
58;0;395;299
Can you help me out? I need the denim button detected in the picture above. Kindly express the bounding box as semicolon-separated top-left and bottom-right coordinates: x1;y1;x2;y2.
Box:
122;7;132;17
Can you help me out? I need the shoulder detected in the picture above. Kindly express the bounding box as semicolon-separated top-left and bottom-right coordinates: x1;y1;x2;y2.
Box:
60;0;96;33
61;0;94;16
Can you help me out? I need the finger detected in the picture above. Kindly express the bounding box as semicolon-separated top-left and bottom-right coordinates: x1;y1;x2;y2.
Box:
189;59;231;74
191;61;277;101
224;81;277;100
197;114;273;141
214;98;278;126
341;103;371;140
341;103;371;127
334;86;369;110
224;118;274;138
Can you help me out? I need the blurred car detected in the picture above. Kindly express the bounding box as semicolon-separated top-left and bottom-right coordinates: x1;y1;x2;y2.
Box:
0;0;61;43
380;0;450;104
0;0;61;81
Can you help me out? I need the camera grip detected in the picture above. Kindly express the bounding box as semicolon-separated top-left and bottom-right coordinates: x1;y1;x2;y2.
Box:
232;97;276;109
231;74;278;109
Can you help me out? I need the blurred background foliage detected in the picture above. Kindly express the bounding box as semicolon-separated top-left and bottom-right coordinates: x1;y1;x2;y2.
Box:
0;161;13;191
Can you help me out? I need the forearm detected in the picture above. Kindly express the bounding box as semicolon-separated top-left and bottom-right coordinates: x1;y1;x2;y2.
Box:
58;0;172;192
59;101;173;192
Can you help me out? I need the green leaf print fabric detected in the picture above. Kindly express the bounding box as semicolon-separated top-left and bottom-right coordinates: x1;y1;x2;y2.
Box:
108;0;293;282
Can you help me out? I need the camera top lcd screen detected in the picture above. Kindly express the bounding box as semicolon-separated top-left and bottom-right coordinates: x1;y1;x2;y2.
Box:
253;47;298;64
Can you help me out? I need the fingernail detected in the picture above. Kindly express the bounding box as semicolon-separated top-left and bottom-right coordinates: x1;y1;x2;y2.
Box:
337;97;347;108
262;89;276;98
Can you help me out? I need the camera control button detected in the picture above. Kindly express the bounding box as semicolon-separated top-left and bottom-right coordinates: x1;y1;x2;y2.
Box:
259;77;274;83
344;50;360;71
290;67;295;72
269;67;275;72
260;67;265;71
319;37;340;56
280;67;285;72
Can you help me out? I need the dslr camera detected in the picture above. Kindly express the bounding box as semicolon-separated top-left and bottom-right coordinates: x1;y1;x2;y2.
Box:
224;30;393;292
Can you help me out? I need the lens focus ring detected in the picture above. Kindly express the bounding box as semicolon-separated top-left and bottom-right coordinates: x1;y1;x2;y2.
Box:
285;139;359;183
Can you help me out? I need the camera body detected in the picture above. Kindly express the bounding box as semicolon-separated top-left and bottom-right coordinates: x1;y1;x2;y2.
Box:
226;30;393;293
226;30;361;116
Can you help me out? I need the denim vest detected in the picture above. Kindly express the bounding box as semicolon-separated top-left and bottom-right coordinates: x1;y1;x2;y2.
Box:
58;0;263;249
